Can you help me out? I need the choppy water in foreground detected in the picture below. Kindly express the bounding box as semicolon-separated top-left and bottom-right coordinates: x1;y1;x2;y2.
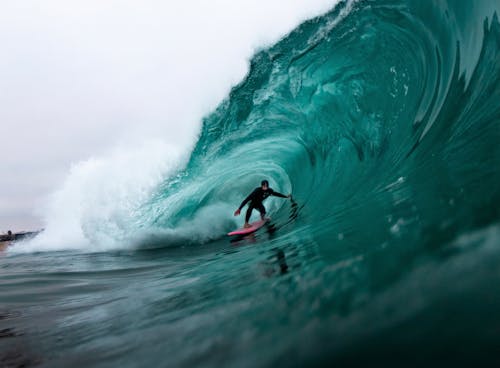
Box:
3;0;500;366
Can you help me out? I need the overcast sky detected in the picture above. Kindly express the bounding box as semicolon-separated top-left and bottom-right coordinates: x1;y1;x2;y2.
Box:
0;0;336;232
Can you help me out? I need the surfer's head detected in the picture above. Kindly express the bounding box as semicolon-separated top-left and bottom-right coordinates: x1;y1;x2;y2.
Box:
261;180;269;190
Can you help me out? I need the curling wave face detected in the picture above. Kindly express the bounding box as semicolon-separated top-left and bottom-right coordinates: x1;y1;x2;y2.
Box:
142;0;500;258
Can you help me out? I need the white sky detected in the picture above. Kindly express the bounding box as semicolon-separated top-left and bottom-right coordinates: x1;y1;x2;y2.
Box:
0;0;336;232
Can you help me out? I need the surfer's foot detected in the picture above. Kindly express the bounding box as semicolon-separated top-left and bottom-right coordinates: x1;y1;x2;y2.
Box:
244;223;251;228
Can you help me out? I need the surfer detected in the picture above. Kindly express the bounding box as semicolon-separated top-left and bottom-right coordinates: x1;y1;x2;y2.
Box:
234;180;291;228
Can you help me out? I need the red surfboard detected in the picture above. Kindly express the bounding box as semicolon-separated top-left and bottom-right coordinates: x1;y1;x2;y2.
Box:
227;219;268;236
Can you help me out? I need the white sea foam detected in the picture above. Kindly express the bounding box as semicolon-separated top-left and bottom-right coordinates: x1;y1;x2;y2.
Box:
14;141;183;252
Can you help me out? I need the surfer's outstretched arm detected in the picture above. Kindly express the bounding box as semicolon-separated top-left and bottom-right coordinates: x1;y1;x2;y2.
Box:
271;189;291;199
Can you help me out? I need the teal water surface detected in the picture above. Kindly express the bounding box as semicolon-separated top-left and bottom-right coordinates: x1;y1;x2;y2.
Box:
2;0;500;366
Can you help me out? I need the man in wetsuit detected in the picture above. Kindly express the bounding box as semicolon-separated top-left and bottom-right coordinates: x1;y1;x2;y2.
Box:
234;180;291;228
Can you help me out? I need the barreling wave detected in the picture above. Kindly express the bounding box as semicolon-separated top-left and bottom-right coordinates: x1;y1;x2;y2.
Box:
19;0;500;255
134;0;500;256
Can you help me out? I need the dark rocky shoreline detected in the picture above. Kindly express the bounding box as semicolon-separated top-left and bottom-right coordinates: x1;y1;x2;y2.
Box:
0;231;41;250
0;231;39;242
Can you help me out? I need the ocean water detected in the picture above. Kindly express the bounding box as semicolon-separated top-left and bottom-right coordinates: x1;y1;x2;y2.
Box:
2;0;500;366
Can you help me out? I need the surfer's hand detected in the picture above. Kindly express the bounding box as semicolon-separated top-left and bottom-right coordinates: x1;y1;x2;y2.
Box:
234;209;241;216
287;194;292;199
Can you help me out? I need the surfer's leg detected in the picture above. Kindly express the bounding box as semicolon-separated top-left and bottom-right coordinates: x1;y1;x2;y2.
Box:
244;206;253;227
256;204;266;220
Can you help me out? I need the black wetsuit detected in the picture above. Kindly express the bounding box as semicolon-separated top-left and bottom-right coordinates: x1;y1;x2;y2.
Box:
238;187;288;222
